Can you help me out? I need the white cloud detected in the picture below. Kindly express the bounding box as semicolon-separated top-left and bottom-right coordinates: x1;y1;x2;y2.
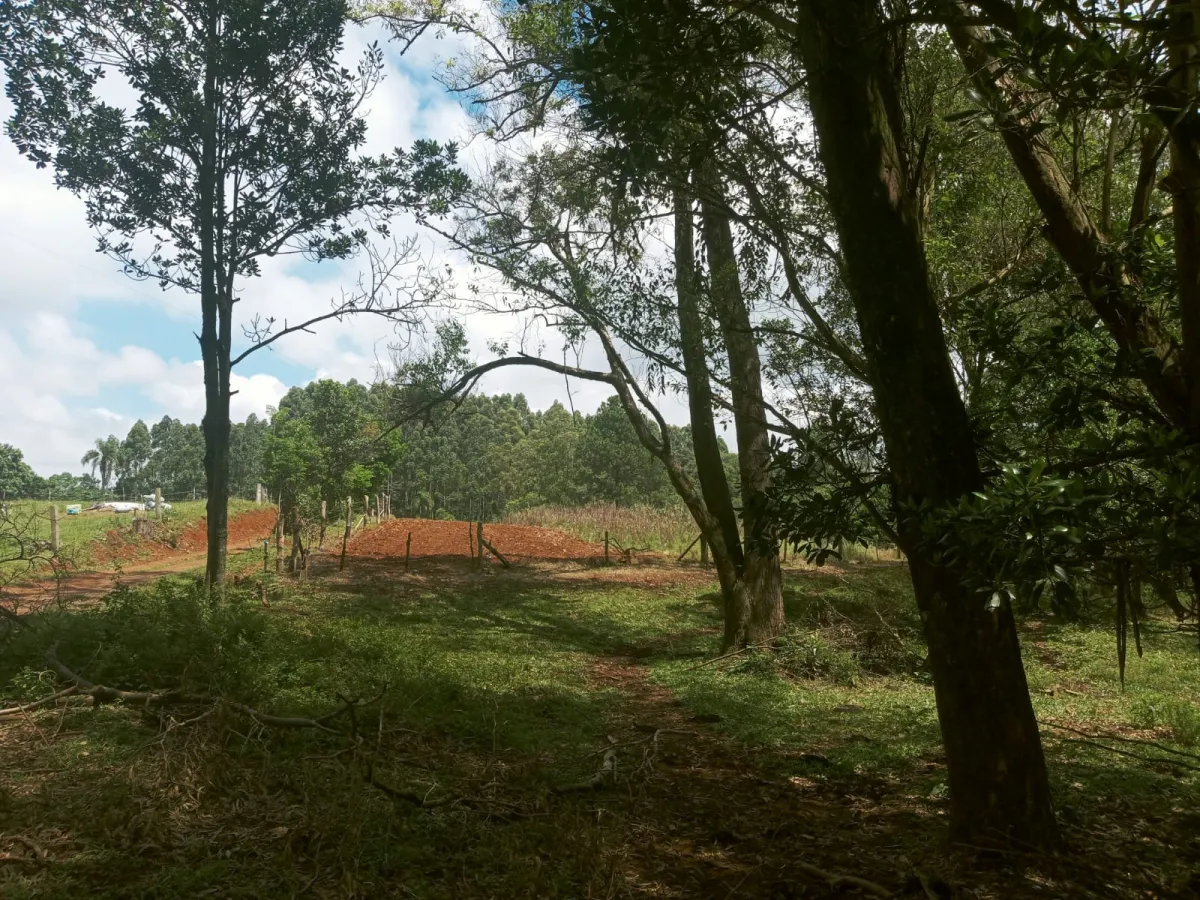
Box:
0;10;697;478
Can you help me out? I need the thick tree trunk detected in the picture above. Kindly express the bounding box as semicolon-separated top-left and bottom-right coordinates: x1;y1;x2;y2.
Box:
697;166;785;648
1166;0;1200;434
794;0;1056;846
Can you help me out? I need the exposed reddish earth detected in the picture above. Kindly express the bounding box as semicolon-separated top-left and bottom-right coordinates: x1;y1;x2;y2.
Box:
89;507;280;567
5;508;282;609
346;517;602;561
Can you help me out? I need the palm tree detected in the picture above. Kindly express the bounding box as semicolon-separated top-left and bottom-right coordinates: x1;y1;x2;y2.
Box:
81;436;122;494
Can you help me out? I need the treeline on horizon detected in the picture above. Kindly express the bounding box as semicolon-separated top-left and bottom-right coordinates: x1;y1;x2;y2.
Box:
0;379;736;521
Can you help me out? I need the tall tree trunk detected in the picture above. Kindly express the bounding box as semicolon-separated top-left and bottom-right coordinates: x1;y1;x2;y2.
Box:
793;0;1056;846
697;165;785;648
673;185;752;639
199;3;228;588
1167;0;1200;434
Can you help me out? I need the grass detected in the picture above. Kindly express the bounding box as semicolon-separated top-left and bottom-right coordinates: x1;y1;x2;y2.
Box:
1;556;1197;898
506;502;700;553
1;498;257;576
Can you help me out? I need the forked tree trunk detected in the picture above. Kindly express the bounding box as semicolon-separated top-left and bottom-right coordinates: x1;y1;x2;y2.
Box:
793;0;1056;846
697;167;785;648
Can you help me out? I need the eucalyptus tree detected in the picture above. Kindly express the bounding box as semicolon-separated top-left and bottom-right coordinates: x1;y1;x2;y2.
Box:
0;0;465;584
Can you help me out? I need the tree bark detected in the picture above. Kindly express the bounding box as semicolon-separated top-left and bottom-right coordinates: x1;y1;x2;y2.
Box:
673;185;757;639
1166;0;1200;434
794;0;1056;847
199;2;229;588
697;165;785;648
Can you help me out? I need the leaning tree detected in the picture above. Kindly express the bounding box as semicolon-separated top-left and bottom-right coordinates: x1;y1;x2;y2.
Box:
0;0;465;584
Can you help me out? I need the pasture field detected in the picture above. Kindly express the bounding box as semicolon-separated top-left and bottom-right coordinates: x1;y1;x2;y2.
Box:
1;545;1197;899
1;499;260;575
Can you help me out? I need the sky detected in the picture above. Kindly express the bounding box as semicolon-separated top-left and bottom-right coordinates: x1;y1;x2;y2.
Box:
0;16;692;477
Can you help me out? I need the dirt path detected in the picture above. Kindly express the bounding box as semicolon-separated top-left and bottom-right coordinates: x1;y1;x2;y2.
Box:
3;547;238;610
584;654;933;898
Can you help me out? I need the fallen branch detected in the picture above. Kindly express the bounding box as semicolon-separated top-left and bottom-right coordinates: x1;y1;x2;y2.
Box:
0;834;47;865
554;746;617;793
685;640;774;671
42;645;370;734
1042;721;1200;765
795;861;893;898
0;686;80;719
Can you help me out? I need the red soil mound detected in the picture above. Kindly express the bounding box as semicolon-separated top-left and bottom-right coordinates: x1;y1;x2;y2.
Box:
89;507;280;568
174;507;279;552
347;518;601;561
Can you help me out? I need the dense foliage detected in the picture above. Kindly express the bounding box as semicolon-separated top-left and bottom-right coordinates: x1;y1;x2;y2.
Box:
8;384;732;520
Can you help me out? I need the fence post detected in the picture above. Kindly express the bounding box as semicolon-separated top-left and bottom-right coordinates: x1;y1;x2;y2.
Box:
477;521;484;569
319;500;327;549
363;495;370;523
255;483;263;505
604;530;609;566
340;497;352;570
700;535;709;567
375;494;381;525
155;487;163;522
405;531;412;572
50;504;60;553
274;512;283;573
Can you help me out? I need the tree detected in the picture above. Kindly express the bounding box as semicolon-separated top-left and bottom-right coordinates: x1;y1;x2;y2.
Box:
81;435;122;494
119;420;154;494
0;0;465;585
749;0;1055;847
0;444;37;499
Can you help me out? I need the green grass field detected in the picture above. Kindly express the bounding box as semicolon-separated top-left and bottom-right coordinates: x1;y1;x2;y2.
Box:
1;499;258;576
1;559;1196;898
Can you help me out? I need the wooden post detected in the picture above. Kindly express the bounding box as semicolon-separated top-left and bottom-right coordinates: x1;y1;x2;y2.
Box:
479;535;511;569
289;506;301;574
263;538;269;573
275;512;283;573
604;531;610;566
468;521;475;559
700;535;709;567
375;494;381;524
255;483;263;505
155;487;163;521
340;497;352;570
363;495;370;522
405;531;412;572
477;521;484;569
50;504;60;553
319;501;327;549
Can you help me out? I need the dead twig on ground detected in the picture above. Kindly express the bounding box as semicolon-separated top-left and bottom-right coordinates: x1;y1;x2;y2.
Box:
685;640;774;671
1042;720;1200;763
0;834;48;865
795;861;893;898
1;645;380;736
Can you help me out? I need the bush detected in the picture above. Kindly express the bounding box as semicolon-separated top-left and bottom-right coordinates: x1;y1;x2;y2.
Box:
771;628;861;686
